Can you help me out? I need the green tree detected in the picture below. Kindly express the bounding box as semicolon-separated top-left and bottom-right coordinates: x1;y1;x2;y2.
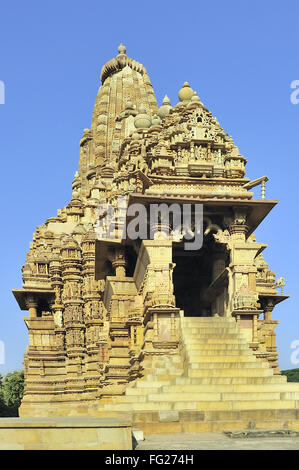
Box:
281;368;299;382
1;370;25;416
0;373;7;416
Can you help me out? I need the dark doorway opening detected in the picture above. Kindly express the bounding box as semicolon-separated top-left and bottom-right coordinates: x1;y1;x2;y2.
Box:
172;234;226;317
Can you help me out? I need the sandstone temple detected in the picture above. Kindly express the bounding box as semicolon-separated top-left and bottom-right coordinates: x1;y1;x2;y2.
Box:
12;45;299;434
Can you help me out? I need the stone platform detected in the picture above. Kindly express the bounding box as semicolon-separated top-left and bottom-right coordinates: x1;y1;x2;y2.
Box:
0;417;132;450
135;432;299;450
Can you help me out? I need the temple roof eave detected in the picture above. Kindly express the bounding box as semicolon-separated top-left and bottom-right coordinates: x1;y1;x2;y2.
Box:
12;288;55;311
126;193;278;236
258;293;290;307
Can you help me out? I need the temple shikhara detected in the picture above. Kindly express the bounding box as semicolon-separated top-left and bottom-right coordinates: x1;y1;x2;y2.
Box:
12;45;299;433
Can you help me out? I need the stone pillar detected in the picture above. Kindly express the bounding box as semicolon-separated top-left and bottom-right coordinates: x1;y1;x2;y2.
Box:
233;310;262;344
111;246;126;277
48;256;67;400
49;257;64;330
20;291;58;417
82;231;105;395
264;300;274;321
256;298;280;372
136;239;180;363
102;244;131;395
26;296;38;318
61;238;85;396
228;208;264;344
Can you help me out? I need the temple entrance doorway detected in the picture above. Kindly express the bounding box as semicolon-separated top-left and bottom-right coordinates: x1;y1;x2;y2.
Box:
172;234;228;317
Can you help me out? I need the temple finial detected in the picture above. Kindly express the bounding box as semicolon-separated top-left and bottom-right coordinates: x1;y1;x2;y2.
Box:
118;43;126;55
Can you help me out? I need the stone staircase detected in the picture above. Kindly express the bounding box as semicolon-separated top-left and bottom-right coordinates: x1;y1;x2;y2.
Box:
98;316;299;433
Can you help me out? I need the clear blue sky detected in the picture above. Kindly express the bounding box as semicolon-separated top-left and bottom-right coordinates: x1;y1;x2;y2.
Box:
0;0;298;374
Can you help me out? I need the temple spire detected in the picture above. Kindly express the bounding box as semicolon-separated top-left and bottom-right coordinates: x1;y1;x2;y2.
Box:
90;45;158;167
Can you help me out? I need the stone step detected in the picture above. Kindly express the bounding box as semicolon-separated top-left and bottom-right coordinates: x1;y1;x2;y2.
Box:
227;392;299;401
133;412;299;433
127;384;299;396
186;362;268;370
184;344;250;351
182;324;237;329
182;317;236;323
175;375;287;385
183;334;246;340
145;367;184;375
129;371;289;390
147;391;287;402
162;383;299;393
182;319;237;324
132;408;299;424
185;355;264;363
182;326;239;333
182;329;241;336
281;392;299;400
119;392;296;404
184;339;247;346
103;403;174;412
147;392;222;402
136;420;299;434
103;399;298;412
154;374;186;381
126;387;163;396
111;395;148;403
148;372;282;383
184;350;254;358
188;368;273;378
135;380;172;388
182;324;237;328
227;400;298;411
179;409;299;422
172;399;298;411
152;364;185;370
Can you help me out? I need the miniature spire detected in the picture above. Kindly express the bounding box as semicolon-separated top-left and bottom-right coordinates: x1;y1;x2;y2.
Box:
178;82;194;102
191;92;201;103
134;104;152;129
151;114;162;126
158;95;172;118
